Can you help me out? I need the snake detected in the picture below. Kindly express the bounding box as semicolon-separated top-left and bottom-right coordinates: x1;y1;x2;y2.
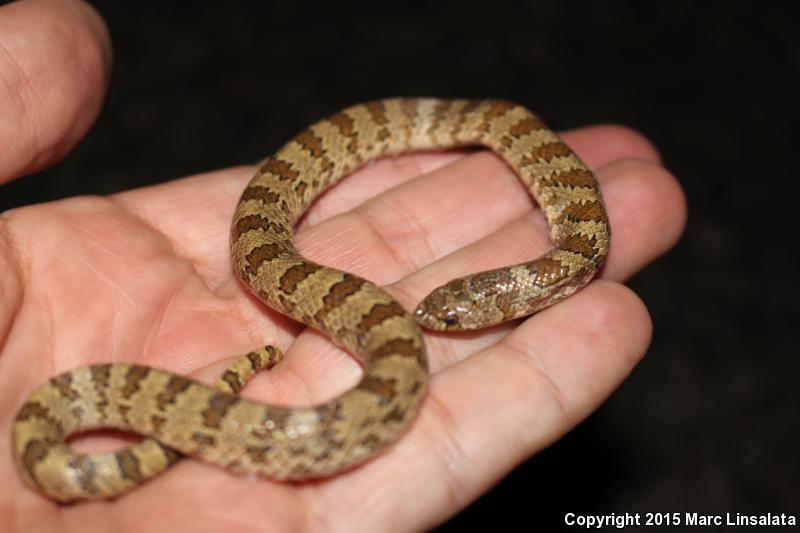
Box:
12;98;610;503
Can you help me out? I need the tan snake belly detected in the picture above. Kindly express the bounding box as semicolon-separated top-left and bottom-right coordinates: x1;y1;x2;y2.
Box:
12;98;610;502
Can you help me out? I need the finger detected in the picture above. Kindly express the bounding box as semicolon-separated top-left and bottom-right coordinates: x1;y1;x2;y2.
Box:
379;156;681;368
593;158;686;280
299;150;468;227
395;157;686;295
295;123;661;227
110;125;661;288
0;0;111;183
294;127;675;287
303;124;662;227
109;149;466;290
303;281;652;530
560;124;662;167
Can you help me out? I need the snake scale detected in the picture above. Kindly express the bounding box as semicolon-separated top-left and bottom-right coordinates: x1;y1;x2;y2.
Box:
12;98;609;502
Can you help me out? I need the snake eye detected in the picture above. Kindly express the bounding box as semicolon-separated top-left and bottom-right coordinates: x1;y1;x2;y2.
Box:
444;316;459;326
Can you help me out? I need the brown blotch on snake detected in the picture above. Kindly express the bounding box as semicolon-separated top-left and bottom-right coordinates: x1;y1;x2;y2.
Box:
12;98;609;502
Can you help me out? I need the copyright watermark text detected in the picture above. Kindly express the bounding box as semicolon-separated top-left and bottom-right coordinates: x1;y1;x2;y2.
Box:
564;512;796;528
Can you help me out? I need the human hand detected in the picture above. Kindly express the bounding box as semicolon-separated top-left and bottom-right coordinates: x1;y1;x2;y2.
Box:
0;1;686;531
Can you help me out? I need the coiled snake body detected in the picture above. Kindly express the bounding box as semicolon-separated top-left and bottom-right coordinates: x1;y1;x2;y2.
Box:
12;99;609;502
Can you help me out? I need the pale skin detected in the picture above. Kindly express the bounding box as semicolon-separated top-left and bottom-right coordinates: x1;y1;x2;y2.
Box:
0;1;687;532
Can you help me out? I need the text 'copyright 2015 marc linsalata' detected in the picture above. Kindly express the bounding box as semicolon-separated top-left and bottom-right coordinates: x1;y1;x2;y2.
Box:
564;512;796;528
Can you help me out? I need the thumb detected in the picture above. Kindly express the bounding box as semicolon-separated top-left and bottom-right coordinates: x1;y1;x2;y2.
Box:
0;0;111;185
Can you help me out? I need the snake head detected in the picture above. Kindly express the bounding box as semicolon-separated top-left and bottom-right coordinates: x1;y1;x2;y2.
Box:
413;280;483;331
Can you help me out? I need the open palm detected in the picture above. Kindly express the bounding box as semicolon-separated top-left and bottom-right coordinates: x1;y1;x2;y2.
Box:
0;1;685;531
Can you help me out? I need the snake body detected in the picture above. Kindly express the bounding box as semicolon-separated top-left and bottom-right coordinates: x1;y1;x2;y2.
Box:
12;99;609;502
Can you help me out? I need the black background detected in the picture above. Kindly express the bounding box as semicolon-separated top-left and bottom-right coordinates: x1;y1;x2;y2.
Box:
2;2;798;531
